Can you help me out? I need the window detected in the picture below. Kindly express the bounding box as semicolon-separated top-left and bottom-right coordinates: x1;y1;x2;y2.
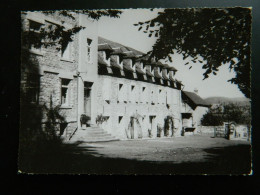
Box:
118;116;123;124
119;84;123;91
84;82;92;98
151;90;154;104
61;79;71;105
87;38;92;62
28;20;44;53
140;87;146;103
130;85;136;102
118;83;127;102
27;74;40;104
61;42;72;60
29;20;43;32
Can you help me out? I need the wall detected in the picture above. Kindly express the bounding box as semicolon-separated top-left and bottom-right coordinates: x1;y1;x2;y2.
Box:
78;14;99;126
193;106;209;126
22;11;82;135
96;75;183;139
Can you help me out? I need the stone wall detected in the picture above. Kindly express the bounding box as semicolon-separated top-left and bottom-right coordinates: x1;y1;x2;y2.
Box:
21;12;80;135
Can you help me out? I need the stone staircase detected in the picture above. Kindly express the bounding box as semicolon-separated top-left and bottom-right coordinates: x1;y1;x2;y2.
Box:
68;126;119;143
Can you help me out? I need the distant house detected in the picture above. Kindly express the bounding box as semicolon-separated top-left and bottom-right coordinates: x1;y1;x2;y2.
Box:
181;90;211;134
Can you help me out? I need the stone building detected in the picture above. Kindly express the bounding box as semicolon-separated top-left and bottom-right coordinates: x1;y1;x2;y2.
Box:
181;90;211;135
21;11;209;141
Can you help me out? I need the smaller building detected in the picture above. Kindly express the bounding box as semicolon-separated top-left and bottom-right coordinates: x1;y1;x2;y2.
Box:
181;90;211;135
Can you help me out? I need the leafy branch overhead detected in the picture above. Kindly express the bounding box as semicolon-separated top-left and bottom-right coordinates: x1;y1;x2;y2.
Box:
134;8;252;98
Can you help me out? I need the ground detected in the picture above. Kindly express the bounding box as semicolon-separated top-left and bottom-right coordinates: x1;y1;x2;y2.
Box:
81;135;249;163
19;135;251;175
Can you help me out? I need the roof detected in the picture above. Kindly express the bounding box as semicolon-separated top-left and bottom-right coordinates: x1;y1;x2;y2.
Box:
154;67;163;79
110;48;127;56
110;57;123;69
162;69;169;80
182;91;211;107
135;61;146;75
98;53;108;66
168;65;177;71
123;59;135;72
98;43;113;51
98;37;144;56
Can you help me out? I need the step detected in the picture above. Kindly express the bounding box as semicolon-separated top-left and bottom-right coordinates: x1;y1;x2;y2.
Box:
69;126;119;143
72;132;112;137
73;135;115;140
78;138;119;143
71;136;118;142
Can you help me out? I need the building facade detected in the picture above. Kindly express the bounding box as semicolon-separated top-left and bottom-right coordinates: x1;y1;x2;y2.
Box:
21;11;209;141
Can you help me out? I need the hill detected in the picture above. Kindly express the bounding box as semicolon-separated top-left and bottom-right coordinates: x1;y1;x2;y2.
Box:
204;96;250;106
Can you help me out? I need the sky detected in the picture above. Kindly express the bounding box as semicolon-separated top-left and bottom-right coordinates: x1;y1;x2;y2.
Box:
97;9;245;99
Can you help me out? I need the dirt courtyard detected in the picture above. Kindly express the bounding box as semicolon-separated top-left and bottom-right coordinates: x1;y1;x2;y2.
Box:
20;135;251;175
78;135;251;165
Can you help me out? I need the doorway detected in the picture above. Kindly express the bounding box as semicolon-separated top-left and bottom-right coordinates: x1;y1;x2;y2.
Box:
84;82;93;118
149;115;156;137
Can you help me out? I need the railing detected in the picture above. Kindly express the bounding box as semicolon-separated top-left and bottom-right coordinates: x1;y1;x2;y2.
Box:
69;126;78;140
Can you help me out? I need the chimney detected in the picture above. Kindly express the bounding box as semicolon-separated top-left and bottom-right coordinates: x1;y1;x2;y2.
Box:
194;88;198;94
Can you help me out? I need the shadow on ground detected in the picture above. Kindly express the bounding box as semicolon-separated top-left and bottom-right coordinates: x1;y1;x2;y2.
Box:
19;141;251;175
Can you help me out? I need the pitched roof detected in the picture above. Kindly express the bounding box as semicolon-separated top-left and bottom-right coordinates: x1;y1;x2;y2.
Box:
98;37;144;56
182;91;211;107
98;43;113;51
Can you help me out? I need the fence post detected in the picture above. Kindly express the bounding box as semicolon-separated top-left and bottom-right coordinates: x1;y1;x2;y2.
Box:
214;127;216;138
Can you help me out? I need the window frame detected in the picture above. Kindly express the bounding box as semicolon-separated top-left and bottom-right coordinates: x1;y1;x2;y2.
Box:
61;41;73;61
61;78;71;106
28;19;44;54
87;38;92;63
26;73;40;104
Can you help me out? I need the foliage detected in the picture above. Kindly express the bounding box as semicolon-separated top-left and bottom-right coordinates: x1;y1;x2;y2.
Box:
135;8;252;98
201;103;251;126
22;10;122;53
42;95;66;140
164;115;175;137
96;114;109;125
127;113;144;139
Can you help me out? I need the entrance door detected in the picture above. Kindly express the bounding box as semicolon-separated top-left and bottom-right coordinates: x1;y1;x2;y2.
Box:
84;82;93;118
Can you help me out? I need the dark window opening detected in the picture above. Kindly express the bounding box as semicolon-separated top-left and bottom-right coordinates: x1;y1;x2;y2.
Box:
26;74;40;104
61;79;70;105
118;116;123;124
60;123;68;136
87;38;92;62
142;87;146;92
29;20;43;32
119;83;123;90
131;85;135;91
84;82;93;98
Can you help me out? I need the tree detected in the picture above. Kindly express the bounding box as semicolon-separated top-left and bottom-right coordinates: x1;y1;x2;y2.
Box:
201;103;250;126
135;8;252;98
